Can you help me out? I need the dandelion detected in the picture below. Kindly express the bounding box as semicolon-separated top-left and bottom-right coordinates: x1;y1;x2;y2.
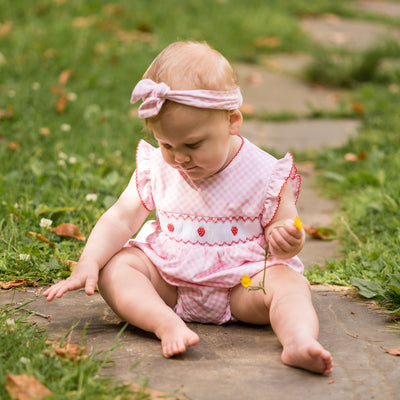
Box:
19;254;30;261
241;275;252;288
40;218;53;229
86;193;98;202
294;216;303;230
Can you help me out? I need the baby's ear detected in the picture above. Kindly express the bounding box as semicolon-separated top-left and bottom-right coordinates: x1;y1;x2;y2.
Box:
229;109;243;136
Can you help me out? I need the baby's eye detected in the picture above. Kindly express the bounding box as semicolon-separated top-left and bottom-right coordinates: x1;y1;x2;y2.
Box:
161;143;172;150
186;141;202;149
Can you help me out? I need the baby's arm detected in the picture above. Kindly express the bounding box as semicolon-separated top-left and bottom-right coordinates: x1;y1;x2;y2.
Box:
43;173;150;301
265;181;305;259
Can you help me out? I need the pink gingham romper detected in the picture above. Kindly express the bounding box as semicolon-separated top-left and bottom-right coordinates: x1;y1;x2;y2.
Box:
127;136;304;324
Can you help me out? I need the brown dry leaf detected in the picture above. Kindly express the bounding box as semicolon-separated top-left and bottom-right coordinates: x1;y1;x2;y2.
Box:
352;101;364;115
5;373;52;400
66;259;78;271
0;105;14;120
27;232;56;248
0;21;13;36
73;16;97;28
254;36;281;48
303;225;336;241
55;93;68;113
102;4;126;16
45;340;86;361
385;347;400;356
40;127;51;136
0;279;37;289
58;69;72;86
116;29;155;44
129;384;179;400
50;223;86;241
345;151;368;162
8;141;21;151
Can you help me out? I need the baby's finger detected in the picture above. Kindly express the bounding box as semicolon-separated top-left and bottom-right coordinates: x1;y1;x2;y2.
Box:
84;276;98;295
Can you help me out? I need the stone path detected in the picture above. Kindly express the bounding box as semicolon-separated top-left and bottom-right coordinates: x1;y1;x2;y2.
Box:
2;2;400;399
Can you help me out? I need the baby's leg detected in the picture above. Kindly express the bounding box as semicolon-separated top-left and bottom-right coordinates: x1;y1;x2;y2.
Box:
230;265;333;374
98;247;199;358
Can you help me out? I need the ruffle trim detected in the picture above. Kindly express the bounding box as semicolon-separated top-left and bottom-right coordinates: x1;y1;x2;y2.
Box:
261;152;301;227
135;140;156;211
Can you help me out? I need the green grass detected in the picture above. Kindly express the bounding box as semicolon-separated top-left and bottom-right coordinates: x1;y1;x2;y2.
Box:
0;300;162;399
1;0;400;395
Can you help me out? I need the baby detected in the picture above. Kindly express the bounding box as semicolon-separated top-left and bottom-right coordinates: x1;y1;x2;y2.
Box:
44;41;333;375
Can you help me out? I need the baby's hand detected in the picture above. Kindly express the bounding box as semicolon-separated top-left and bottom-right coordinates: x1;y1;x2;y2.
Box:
43;261;99;301
267;218;305;259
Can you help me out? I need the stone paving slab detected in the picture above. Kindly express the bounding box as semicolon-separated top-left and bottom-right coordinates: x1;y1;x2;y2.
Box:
301;15;400;50
356;0;400;17
241;119;359;154
234;63;341;114
1;288;399;400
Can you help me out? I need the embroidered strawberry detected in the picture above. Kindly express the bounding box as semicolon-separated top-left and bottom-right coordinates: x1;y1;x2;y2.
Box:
197;227;205;237
231;226;238;236
167;223;174;232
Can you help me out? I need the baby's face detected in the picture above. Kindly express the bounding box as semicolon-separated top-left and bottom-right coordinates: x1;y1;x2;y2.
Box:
150;105;240;181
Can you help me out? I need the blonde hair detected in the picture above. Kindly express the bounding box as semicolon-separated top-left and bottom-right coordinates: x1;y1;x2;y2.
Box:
143;41;239;92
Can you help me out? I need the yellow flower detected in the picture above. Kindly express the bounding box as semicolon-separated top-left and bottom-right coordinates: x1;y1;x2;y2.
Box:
294;216;303;230
241;275;252;288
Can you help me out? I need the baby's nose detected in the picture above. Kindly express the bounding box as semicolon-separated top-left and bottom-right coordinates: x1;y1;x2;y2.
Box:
174;150;190;163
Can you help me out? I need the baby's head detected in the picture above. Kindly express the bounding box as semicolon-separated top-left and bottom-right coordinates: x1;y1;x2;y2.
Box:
143;41;239;92
131;41;242;123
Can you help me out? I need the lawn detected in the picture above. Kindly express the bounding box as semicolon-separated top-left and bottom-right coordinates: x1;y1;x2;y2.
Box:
1;0;400;397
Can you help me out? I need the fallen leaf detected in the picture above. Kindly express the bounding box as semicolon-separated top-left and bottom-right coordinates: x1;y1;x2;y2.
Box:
73;16;97;28
254;36;281;48
27;232;56;247
66;259;78;271
50;223;86;241
5;373;53;400
7;141;21;151
58;69;72;86
55;93;68;113
45;340;86;361
39;127;50;136
352;101;364;115
385;347;400;356
129;384;179;400
345;151;368;161
0;279;37;289
303;225;336;241
0;21;13;36
0;105;13;120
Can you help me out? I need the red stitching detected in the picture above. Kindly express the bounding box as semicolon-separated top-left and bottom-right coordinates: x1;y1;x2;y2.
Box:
163;232;265;247
159;210;259;223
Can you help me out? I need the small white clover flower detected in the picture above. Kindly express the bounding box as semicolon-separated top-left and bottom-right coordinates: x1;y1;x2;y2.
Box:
85;193;98;202
68;156;77;164
8;89;16;98
67;92;77;101
6;318;16;331
20;357;31;364
58;151;68;160
40;218;53;228
61;123;71;132
19;254;30;261
58;159;66;167
32;82;41;90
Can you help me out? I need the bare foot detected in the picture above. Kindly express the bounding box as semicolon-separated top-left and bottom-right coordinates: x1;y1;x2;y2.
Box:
155;317;199;358
281;336;333;374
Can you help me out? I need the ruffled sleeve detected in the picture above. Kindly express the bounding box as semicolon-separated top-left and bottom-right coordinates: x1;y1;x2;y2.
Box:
261;152;301;227
134;140;155;211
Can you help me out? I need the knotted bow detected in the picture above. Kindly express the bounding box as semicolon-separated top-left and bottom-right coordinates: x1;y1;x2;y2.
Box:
130;79;243;118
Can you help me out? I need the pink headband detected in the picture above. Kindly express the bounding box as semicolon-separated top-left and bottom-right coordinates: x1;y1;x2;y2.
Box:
130;79;243;118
